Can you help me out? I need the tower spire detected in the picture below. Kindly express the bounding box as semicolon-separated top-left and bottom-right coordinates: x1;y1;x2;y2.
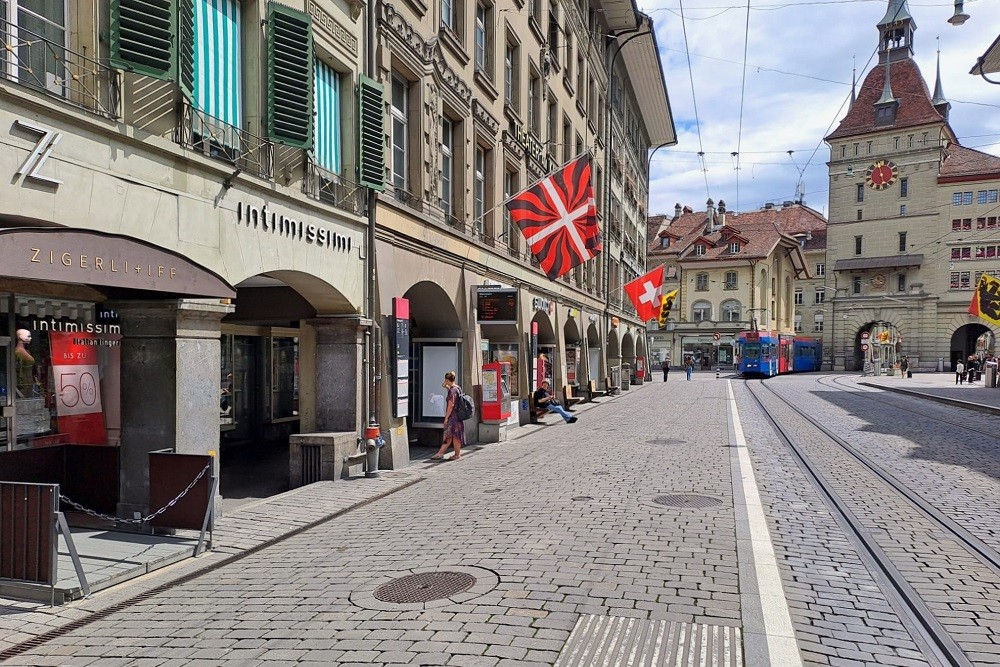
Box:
850;57;857;109
932;37;951;119
877;0;916;63
877;53;895;106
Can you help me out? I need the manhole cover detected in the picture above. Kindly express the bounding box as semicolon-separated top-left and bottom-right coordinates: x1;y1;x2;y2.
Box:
652;494;722;509
374;571;475;603
646;438;687;445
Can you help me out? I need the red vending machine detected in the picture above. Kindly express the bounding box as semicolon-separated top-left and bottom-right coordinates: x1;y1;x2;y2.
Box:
481;362;511;423
636;356;646;380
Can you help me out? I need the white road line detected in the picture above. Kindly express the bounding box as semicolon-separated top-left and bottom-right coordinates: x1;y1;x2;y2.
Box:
727;380;803;667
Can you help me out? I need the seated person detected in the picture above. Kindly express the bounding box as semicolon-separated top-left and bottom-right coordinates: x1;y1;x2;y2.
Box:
532;381;578;423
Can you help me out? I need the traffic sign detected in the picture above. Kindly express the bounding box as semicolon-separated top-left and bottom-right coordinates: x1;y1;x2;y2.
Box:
861;331;870;340
712;332;721;341
861;343;869;352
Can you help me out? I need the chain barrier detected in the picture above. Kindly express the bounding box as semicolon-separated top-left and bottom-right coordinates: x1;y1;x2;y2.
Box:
59;462;212;525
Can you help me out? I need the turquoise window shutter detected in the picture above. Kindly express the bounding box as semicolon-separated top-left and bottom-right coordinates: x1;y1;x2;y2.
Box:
192;0;242;128
313;60;341;173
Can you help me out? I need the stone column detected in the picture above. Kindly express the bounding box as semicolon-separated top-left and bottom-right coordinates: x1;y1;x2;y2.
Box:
308;316;369;433
111;299;232;523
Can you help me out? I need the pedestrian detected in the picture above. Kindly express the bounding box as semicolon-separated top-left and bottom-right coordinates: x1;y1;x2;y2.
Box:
685;356;694;381
967;355;978;383
900;356;909;379
956;360;965;385
532;381;578;423
661;359;670;382
431;371;464;460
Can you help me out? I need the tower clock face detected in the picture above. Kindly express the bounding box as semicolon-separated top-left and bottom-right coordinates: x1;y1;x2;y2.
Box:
865;160;899;190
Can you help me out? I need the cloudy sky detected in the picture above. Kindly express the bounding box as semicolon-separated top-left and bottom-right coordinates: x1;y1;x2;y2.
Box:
639;0;1000;218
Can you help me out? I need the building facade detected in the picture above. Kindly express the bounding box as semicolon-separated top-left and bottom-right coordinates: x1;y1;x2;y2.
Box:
645;201;826;368
370;0;675;458
1;0;369;516
823;0;1000;373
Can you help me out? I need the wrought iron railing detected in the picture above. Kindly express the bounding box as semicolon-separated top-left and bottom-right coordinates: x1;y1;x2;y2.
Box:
176;100;273;179
391;186;424;213
0;16;120;118
303;158;366;215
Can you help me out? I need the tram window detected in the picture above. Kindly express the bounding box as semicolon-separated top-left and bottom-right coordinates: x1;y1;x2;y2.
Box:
743;347;760;360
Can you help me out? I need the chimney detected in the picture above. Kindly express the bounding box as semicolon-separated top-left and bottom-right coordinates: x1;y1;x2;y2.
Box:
683;205;694;214
806;230;812;241
764;203;774;210
718;200;727;228
705;198;716;232
674;203;683;220
782;201;793;208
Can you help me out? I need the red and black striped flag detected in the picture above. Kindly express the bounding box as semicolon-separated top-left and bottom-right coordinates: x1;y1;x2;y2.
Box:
505;155;602;280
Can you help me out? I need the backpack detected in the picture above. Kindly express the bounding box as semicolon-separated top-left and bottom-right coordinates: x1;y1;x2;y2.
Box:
454;387;475;421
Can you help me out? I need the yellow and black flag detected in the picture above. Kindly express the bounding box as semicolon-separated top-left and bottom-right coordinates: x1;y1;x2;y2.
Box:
968;273;1000;326
657;289;678;327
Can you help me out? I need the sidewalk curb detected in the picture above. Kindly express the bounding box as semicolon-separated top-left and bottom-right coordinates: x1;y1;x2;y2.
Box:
859;382;1000;416
0;475;423;663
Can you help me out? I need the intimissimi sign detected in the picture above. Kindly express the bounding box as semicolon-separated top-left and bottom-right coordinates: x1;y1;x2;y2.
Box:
236;201;354;254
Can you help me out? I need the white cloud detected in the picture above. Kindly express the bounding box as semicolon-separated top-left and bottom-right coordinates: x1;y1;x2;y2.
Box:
640;0;1000;218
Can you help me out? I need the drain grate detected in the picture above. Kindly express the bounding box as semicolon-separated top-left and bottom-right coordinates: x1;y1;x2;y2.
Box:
483;488;503;493
652;494;723;509
646;437;687;445
571;496;594;501
374;571;475;603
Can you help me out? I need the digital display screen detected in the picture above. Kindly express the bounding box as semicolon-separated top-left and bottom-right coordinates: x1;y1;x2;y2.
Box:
477;288;518;324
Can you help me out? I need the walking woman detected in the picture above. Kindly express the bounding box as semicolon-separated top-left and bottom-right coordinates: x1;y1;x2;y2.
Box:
432;371;464;460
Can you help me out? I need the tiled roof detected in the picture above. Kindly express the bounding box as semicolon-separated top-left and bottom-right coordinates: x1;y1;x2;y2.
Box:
939;143;1000;182
645;204;827;263
826;58;946;141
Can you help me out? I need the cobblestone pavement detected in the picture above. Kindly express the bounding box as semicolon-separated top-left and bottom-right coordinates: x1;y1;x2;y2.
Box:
1;375;750;666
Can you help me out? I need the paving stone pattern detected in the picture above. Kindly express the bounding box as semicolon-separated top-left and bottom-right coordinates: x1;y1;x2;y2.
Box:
1;377;742;666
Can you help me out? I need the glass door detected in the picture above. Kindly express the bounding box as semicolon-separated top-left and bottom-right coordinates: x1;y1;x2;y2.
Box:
0;335;11;450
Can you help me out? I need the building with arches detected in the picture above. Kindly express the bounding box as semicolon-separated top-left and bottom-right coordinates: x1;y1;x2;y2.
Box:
823;0;1000;372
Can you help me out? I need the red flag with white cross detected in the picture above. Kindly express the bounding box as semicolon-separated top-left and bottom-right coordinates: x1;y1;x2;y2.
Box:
505;155;602;280
623;266;666;322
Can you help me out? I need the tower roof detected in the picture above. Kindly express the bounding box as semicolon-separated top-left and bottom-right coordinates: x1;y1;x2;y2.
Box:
826;59;946;141
878;0;913;28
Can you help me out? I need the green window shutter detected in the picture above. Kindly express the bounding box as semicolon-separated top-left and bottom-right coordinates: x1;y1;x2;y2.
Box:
267;2;313;148
110;0;176;80
177;0;195;99
358;75;386;191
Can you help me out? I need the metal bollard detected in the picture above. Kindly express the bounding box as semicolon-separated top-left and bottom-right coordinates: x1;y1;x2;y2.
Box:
716;365;720;380
364;421;382;478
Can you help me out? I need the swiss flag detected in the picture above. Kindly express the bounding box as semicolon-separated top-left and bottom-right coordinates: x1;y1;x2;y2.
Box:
623;266;665;322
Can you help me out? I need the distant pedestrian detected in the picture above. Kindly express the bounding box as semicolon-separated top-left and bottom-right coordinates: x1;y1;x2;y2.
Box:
967;355;979;383
956;360;965;385
431;371;464;460
900;356;909;378
533;381;577;423
661;359;670;382
685;357;694;381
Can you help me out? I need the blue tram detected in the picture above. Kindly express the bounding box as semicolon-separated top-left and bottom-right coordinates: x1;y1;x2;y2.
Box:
735;331;822;377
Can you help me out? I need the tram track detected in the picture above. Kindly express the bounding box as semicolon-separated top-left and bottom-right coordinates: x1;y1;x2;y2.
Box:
816;374;1000;440
743;378;1000;667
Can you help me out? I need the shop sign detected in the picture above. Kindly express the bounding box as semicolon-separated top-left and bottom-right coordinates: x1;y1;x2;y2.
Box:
0;229;235;298
531;297;553;314
50;332;107;444
236;201;355;255
13;119;62;186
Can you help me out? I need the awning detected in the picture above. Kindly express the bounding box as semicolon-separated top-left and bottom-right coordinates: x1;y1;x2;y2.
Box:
971;34;1000;76
833;254;924;272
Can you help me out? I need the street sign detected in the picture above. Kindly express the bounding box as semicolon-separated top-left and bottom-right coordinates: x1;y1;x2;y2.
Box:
712;332;721;341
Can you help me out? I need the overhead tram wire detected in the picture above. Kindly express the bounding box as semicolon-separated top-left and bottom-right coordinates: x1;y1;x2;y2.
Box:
734;0;751;211
678;0;711;200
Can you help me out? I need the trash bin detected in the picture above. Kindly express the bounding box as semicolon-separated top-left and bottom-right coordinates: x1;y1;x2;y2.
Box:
985;366;997;388
907;370;912;378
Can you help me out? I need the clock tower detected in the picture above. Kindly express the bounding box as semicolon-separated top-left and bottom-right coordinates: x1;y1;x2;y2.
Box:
822;0;955;372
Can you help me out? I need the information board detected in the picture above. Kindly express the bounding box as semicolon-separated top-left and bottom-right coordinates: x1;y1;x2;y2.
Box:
477;288;518;324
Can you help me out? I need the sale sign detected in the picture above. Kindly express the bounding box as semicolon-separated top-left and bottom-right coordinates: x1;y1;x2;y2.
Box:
49;332;106;445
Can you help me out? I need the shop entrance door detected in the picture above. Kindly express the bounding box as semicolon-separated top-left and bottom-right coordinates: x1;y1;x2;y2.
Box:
224;335;263;445
0;335;11;450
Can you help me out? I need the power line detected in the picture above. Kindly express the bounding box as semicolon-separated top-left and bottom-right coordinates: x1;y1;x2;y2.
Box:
734;0;751;211
678;0;711;200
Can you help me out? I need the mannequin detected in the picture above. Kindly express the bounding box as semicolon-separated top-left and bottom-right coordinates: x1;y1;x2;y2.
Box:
14;328;36;398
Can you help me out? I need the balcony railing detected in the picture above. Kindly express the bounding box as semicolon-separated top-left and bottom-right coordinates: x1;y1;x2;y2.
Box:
303;158;366;215
391;186;424;213
176;101;273;179
0;16;120;118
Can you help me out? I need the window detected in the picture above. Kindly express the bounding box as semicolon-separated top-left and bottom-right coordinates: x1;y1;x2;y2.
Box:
894;137;900;150
692;300;712;322
390;74;409;189
952;218;972;231
815;263;825;277
794;288;803;305
857;209;863;221
951;247;972;260
856;184;864;203
815;288;825;304
964;192;973;205
978;190;988;204
547;0;559;55
897;274;906;292
950;271;971;290
724;271;738;290
475;3;492;77
989;190;1000;204
440;118;454;218
898;231;907;252
474;145;486;238
504;41;518;109
853;143;859;156
6;0;67;95
528;71;540;134
442;0;456;30
660;237;669;249
547;100;557;148
694;244;706;256
794;313;803;333
908;135;913;148
695;273;709;291
854;235;863;255
852;277;862;294
729;242;740;253
504;169;519;252
721;300;741;322
193;0;242;130
813;313;824;332
840;145;846;158
900;205;907;216
313;60;342;174
866;141;873;154
953;192;963;206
